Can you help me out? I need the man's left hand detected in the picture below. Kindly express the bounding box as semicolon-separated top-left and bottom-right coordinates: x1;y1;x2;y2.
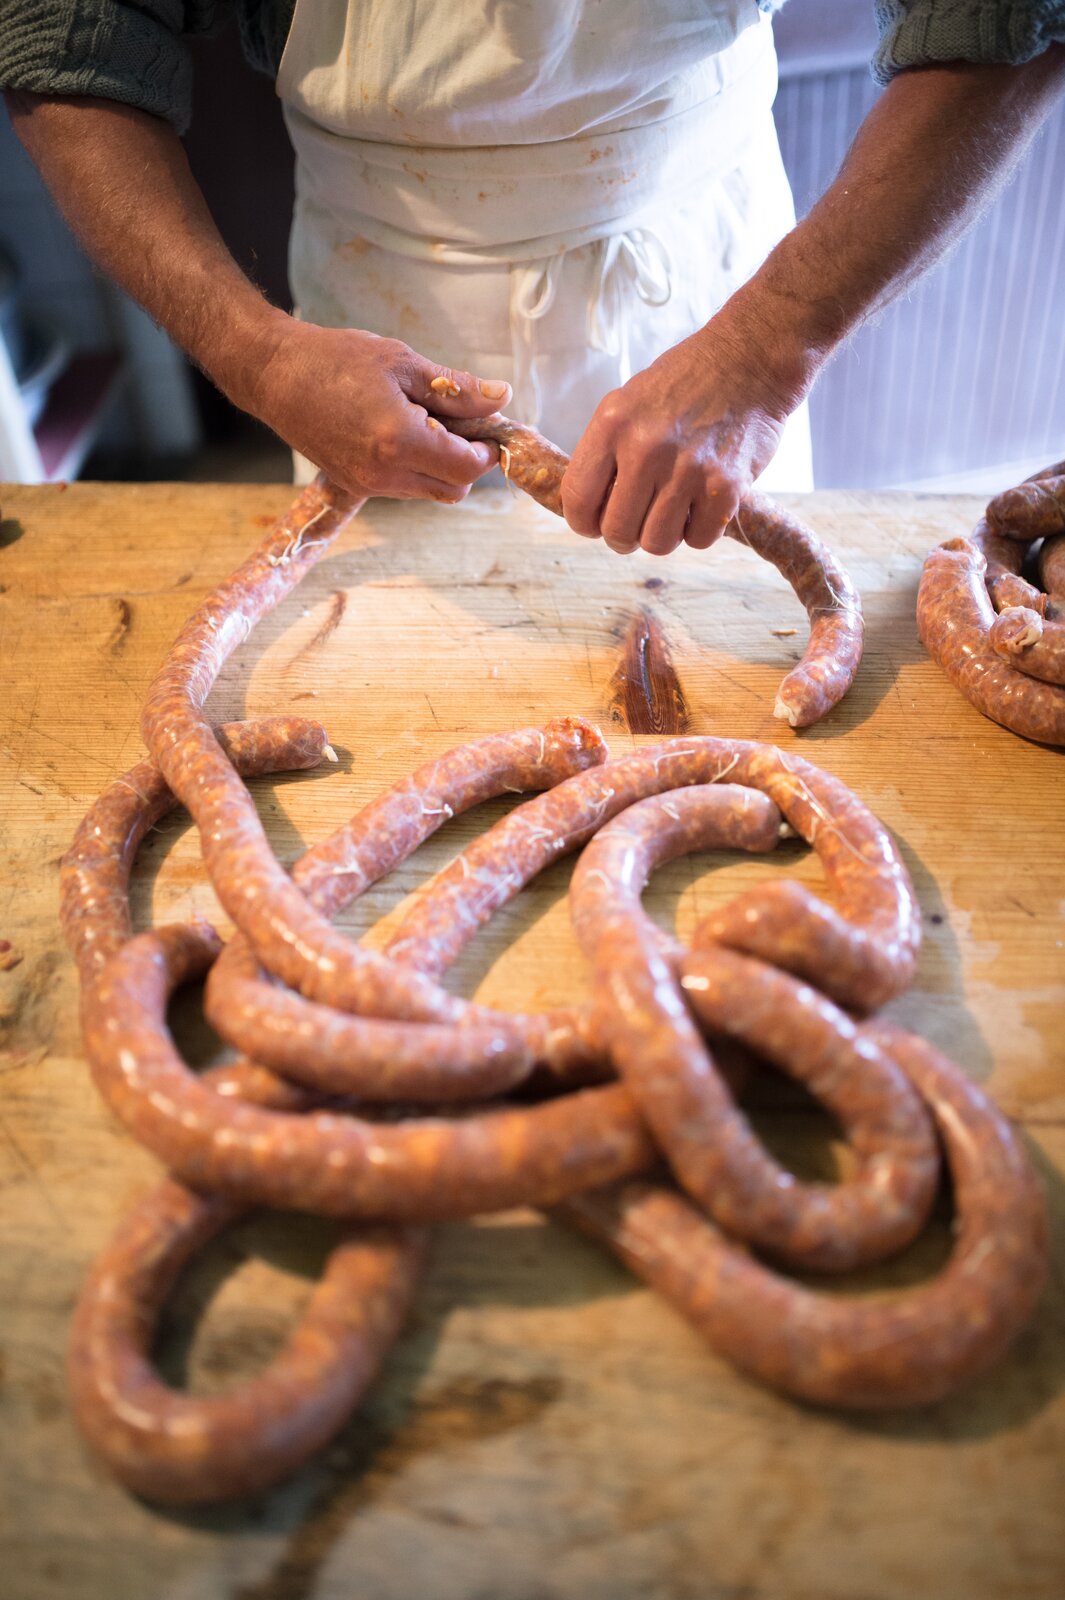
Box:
561;320;800;556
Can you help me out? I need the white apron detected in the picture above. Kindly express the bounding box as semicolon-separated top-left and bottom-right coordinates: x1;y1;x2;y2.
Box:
277;1;813;490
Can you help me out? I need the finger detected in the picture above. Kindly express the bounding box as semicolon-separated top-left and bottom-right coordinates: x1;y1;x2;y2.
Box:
638;487;694;557
684;497;728;551
561;433;617;538
407;470;476;504
397;411;498;486
685;479;739;551
378;468;477;504
600;467;655;555
403;354;512;419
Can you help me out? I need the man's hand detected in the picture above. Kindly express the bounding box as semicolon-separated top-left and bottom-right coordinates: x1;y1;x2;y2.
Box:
563;45;1065;559
561;319;798;555
6;92;511;502
246;320;510;501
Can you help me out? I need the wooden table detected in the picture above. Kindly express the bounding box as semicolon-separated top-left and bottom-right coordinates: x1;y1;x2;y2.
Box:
1;482;1063;1600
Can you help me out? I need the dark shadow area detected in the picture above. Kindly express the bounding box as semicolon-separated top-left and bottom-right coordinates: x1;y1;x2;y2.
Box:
154;1210;345;1393
226;1365;564;1600
794;569;930;745
129;763;346;942
168;977;230;1072
880;824;995;1084
824;1130;1065;1443
152;1213;617;1568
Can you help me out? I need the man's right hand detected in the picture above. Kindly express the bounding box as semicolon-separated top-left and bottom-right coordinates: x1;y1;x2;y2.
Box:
7;93;511;503
238;319;511;501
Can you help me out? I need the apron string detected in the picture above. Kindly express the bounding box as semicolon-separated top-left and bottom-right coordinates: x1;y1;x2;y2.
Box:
508;227;674;426
588;228;674;386
509;256;564;429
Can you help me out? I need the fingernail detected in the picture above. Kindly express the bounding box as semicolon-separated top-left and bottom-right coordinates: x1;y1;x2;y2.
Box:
479;379;509;400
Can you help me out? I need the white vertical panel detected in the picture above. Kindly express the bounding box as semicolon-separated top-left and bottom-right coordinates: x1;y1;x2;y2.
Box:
773;67;1065;487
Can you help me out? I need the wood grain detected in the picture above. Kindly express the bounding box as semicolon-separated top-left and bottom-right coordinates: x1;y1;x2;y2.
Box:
610;607;690;734
1;481;1063;1600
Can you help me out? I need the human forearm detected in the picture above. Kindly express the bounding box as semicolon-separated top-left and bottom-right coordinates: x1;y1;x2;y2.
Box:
6;91;282;409
6;90;510;498
713;46;1065;407
564;46;1065;553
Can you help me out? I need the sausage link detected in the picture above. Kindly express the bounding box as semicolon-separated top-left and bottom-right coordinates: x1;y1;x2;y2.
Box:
445;415;864;729
203;722;611;1097
563;782;784;957
685;746;919;1011
989;605;1065;685
139;475;477;1012
282;721;605;923
569;790;938;1272
679;948;938;1260
60;716;332;983
144;476;361;721
917;538;1065;745
63;713;429;1507
987;473;1065;538
71;1193;423;1505
379;738;919;1018
728;492;864;729
69;1171;425;1505
209;933;543;1103
554;1024;1048;1409
70;1041;428;1506
989;573;1049;614
445;413;569;514
970;517;1048;614
147;530;606;1016
84;922;657;1218
209;732;915;1091
1037;533;1065;600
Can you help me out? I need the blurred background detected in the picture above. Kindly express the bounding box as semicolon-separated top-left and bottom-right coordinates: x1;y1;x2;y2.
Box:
1;0;1062;491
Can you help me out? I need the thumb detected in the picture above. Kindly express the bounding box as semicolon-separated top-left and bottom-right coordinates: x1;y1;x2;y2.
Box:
408;356;513;419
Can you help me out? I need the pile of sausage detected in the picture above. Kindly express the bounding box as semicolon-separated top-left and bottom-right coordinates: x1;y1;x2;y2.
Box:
918;457;1065;744
58;430;1047;1507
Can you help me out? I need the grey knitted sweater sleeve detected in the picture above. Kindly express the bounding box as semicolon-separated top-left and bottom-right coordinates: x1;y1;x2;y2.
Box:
0;0;293;133
1;0;1063;124
873;1;1065;83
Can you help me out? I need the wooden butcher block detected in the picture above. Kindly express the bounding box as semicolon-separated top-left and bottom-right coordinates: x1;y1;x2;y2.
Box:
1;480;1063;1600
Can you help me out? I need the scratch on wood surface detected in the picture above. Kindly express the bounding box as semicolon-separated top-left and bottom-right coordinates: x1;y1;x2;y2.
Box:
106;597;132;652
0;939;23;971
233;1376;562;1600
285;590;348;674
609;608;689;736
0;1110;72;1235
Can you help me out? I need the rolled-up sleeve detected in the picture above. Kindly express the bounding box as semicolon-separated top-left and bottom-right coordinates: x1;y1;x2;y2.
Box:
873;1;1065;84
0;1;229;132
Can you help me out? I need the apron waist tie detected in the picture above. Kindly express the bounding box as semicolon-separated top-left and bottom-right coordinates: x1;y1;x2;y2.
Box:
509;226;674;427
